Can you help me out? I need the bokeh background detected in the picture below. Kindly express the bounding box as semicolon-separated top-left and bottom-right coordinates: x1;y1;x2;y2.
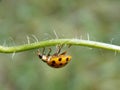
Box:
0;0;120;90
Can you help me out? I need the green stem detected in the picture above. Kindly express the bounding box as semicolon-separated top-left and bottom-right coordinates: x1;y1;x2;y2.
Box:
0;39;120;53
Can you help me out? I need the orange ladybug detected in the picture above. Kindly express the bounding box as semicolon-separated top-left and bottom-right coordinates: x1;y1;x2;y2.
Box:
37;45;71;68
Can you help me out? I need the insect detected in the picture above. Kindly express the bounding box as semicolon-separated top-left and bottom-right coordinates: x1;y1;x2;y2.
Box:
37;45;72;68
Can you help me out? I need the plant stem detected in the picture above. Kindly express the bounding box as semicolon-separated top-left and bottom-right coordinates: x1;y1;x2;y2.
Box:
0;39;120;53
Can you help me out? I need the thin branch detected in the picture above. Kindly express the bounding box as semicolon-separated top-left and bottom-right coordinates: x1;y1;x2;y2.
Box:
0;39;120;53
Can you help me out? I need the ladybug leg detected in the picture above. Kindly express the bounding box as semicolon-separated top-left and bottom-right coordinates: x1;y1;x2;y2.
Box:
53;44;63;56
60;51;67;55
37;48;45;59
68;44;72;48
37;48;47;62
56;45;61;54
59;44;71;55
37;49;42;59
47;48;51;56
42;47;45;55
57;44;64;54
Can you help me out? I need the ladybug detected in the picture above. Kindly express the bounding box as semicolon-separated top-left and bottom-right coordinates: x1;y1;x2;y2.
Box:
37;45;72;68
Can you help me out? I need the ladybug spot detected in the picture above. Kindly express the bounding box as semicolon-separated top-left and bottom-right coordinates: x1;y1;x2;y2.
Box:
59;63;63;66
52;60;56;64
66;58;69;61
65;62;68;65
51;64;55;67
58;58;62;61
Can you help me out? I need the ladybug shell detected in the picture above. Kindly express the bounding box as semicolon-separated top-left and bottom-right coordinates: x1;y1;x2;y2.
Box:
47;55;71;68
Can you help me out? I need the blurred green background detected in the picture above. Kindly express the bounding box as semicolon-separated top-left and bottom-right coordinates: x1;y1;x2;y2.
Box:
0;0;120;90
